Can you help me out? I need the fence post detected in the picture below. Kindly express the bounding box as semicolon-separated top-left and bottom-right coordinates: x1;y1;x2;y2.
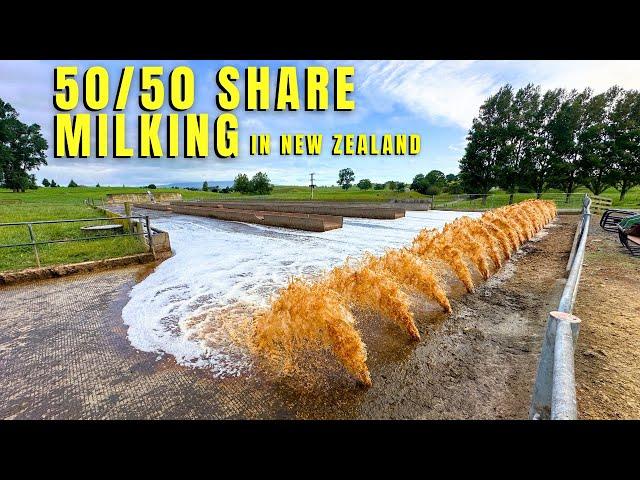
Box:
145;215;156;259
124;202;133;232
27;223;41;268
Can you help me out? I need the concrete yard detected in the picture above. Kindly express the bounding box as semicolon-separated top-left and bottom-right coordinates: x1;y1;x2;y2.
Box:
0;211;579;419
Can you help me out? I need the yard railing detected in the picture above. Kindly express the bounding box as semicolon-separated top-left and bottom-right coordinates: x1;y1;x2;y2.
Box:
0;215;155;269
432;192;586;211
529;194;592;420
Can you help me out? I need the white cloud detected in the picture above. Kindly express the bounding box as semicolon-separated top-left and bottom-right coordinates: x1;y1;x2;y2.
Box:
353;60;640;130
356;60;498;129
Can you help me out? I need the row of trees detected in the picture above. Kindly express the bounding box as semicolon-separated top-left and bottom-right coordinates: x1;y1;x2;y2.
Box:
201;181;233;193
459;84;640;200
0;99;48;192
410;171;462;195
233;172;273;195
337;168;409;192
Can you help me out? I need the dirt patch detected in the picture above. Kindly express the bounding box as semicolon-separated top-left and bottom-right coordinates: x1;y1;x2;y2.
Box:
574;219;640;419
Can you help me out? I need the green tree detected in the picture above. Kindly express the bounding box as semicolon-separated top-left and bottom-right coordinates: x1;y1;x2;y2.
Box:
202;181;209;191
42;178;50;187
147;183;157;189
250;172;273;195
608;89;640;200
96;183;100;188
410;174;428;194
425;170;446;187
0;99;48;192
526;88;565;198
357;178;372;190
546;89;590;202
410;171;446;195
233;173;251;193
50;179;58;188
445;173;458;183
395;181;406;192
576;88;620;195
459;86;514;196
337;168;355;190
385;180;397;191
373;183;385;190
495;84;539;201
68;179;78;187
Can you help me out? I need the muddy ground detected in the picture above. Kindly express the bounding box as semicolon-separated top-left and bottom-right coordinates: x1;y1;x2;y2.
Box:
574;219;640;419
0;216;576;419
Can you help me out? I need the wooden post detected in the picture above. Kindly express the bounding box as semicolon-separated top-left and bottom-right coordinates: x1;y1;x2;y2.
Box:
27;223;41;268
145;215;156;259
124;202;132;232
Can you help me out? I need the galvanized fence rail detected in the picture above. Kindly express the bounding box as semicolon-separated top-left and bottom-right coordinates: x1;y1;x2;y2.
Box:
529;194;592;420
0;215;155;268
431;192;587;211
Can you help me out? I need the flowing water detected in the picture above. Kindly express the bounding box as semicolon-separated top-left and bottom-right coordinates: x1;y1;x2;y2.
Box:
122;210;478;378
122;201;555;385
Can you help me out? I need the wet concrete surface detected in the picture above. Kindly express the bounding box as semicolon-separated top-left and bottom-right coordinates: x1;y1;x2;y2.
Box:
0;216;576;419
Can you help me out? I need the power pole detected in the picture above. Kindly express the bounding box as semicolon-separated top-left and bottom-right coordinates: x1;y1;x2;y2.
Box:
309;172;316;200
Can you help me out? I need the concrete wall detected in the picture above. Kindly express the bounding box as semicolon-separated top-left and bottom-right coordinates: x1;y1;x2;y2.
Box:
131;203;172;211
171;204;342;232
177;201;405;219
107;193;182;204
150;228;171;252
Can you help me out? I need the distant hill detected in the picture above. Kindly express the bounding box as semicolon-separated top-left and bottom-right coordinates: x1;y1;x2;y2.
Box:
160;181;234;189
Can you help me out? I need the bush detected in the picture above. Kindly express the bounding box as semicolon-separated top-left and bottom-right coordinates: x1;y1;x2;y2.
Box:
373;183;385;190
68;179;78;188
424;184;442;196
357;179;372;190
250;172;273;195
146;184;157;189
234;173;251;193
444;181;464;194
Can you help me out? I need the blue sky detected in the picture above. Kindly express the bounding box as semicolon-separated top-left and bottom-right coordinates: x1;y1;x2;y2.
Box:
2;60;640;186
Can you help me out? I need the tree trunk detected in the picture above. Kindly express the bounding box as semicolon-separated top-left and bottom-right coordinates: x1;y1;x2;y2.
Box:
620;181;628;201
508;193;514;205
565;177;574;203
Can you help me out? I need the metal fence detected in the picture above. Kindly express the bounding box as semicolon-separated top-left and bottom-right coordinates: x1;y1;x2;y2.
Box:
0;215;155;268
432;192;587;211
529;194;592;420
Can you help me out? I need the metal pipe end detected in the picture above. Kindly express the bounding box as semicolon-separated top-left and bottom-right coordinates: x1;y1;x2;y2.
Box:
550;311;581;323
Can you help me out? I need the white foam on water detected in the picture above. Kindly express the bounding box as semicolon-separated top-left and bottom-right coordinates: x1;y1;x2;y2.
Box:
121;209;479;375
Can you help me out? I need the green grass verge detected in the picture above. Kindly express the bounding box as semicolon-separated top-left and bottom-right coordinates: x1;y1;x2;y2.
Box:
0;203;147;272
